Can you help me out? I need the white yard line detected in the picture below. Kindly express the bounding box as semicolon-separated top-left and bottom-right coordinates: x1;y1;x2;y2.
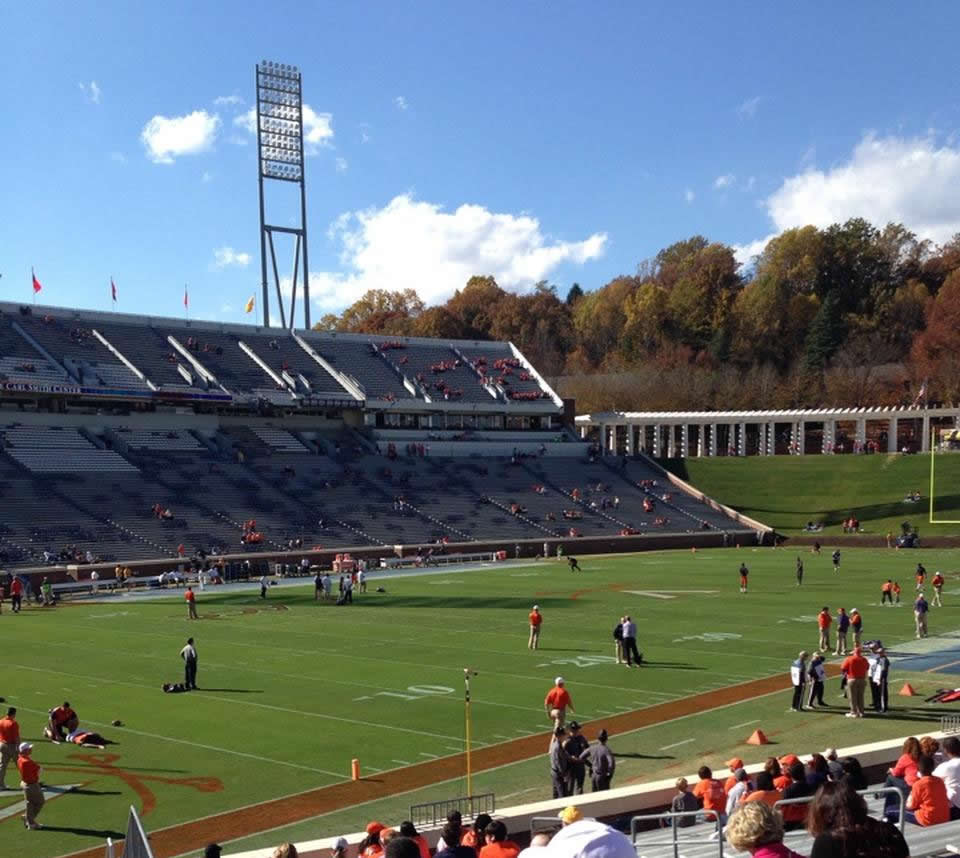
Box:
728;720;760;730
660;738;695;751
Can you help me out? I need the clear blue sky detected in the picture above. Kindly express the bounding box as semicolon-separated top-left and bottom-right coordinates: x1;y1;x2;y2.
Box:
3;1;960;324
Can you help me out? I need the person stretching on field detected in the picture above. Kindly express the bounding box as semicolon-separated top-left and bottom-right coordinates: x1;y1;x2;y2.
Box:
567;556;581;573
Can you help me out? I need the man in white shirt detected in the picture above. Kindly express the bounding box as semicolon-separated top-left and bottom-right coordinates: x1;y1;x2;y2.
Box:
357;568;366;593
934;736;960;818
725;768;752;816
90;570;99;595
322;573;331;600
180;637;198;690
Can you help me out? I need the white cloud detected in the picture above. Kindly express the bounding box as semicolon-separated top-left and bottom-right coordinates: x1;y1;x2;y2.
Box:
737;96;761;118
306;194;607;311
335;157;348;173
214;94;243;107
233;105;334;153
141;110;220;164
212;246;251;269
684;188;695;203
714;174;735;189
735;133;960;264
79;80;101;104
394;95;408;111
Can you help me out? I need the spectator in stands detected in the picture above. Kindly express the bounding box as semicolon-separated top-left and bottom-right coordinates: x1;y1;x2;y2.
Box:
808;780;908;857
435;821;474;858
905;754;950;826
933;736;960;819
693;765;726;823
360;822;385;858
588;728;615;791
726;768;753;816
434;812;463;852
725;801;804;857
204;845;222;858
479;819;520;858
767;757;790;790
462;813;492;852
821;749;843;782
838;757;867;791
385;838;420;858
399;821;430;858
780;761;813;830
743;771;781;808
920;735;943;764
271;845;297;858
806;754;830;789
665;777;698;827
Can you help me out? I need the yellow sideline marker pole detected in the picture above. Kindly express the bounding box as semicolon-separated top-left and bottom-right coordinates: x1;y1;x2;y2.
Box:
464;668;476;797
930;428;936;524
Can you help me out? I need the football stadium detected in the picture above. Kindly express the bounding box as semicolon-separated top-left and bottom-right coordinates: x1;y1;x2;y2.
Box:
6;6;960;858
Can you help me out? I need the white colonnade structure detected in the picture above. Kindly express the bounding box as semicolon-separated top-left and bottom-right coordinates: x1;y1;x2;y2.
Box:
575;406;960;458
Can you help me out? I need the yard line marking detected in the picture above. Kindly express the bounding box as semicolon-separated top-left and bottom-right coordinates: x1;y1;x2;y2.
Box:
729;720;760;730
392;759;412;766
927;659;960;673
660;738;695;750
366;767;383;774
419;752;440;759
493;734;511;739
15;665;465;743
444;745;465;752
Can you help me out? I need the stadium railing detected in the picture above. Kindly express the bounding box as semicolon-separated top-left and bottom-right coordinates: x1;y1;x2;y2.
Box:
630;808;724;857
774;785;906;830
409;792;495;829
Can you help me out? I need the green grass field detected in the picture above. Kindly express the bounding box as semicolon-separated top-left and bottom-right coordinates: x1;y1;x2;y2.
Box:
666;452;960;537
3;548;960;857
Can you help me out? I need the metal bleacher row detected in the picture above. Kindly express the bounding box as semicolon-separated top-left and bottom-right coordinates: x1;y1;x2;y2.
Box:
0;420;756;567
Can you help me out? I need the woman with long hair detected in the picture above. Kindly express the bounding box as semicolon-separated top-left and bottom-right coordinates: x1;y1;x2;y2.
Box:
806;781;908;858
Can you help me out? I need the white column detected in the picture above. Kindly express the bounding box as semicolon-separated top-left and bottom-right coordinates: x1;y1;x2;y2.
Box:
625;424;633;456
709;424;716;456
739;422;747;456
652;424;661;457
888;418;898;453
681;424;689;458
696;424;705;457
797;421;805;455
665;426;674;458
922;415;931;452
857;419;867;453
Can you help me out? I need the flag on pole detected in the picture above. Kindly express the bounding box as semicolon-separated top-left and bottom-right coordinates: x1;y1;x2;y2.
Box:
912;380;928;408
183;285;189;308
111;277;117;303
32;269;43;294
245;295;255;314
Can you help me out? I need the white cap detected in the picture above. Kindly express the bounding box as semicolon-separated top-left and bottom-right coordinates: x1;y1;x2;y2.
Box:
544;819;635;858
533;604;539;610
18;742;32;754
333;837;349;851
555;676;564;685
851;608;859;613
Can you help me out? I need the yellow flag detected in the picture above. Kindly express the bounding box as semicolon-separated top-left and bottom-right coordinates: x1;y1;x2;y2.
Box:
244;295;255;314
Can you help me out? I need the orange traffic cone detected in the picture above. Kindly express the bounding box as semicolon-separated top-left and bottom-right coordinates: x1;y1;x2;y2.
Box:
746;729;770;745
899;683;917;696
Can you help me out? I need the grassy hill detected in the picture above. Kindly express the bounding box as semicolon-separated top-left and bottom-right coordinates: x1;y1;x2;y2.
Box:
663;452;960;538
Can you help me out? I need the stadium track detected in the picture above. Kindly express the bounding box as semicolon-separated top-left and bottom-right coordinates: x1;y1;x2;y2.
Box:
60;667;839;858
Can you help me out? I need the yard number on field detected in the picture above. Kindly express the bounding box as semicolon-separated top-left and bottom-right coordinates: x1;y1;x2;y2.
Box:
353;684;454;703
671;632;742;643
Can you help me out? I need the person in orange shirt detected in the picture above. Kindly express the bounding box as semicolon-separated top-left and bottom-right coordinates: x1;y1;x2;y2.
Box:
881;579;894;605
0;707;20;789
545;677;573;728
398;821;431;858
817;607;832;651
478;820;520;858
693;765;727;823
841;646;869;718
45;701;78;741
360;822;385;858
933;572;945;608
742;771;781;808
906;755;950;826
767;757;791;791
185;585;199;619
724;757;744;795
893;581;902;604
461;813;492;852
528;605;542;650
17;742;44;829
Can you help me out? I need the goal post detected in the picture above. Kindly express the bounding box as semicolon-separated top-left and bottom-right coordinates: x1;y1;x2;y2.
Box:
930;428;960;524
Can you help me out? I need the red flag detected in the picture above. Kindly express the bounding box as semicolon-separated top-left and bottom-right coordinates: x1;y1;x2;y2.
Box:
32;269;43;294
111;277;117;303
183;285;189;308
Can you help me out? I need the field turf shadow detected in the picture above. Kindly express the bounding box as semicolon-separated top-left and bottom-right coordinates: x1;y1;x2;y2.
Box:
39;825;126;839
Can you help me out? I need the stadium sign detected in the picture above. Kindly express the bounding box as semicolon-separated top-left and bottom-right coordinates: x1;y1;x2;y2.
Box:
1;380;82;395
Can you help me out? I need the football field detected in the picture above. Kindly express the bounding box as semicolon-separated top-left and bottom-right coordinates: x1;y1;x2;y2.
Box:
3;547;960;858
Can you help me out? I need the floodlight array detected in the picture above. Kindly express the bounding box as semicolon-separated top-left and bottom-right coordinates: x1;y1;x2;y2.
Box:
258;60;300;80
263;162;302;180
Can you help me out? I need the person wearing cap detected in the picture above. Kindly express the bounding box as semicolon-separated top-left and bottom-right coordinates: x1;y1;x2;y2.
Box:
550;725;570;797
559;805;583;826
806;651;827;709
789;651;807;711
817;607;831;652
204;845;223;858
725;768;753;817
528;605;542;650
841;646;869;718
17;742;44;829
544;818;635;858
360;822;386;858
588;729;615;791
724;757;744;795
563;721;590;795
0;706;20;789
479;819;520;858
870;646;890;713
545;677;573;728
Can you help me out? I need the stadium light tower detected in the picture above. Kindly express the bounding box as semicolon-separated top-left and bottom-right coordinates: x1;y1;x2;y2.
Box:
255;60;310;329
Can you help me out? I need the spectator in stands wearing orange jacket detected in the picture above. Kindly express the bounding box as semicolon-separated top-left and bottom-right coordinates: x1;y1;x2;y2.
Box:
906;755;950;826
360;822;385;858
693;765;726;823
479;820;519;858
545;677;573;727
743;771;782;808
